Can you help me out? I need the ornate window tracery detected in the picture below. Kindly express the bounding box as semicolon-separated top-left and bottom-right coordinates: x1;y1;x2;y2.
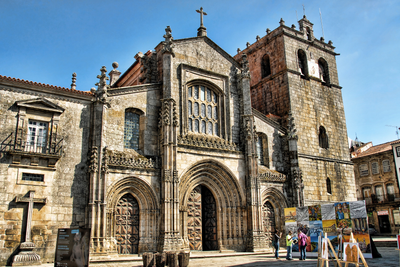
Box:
188;85;219;136
124;108;144;151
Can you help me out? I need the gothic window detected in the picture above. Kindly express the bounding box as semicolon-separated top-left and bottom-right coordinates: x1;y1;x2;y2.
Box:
318;58;330;84
326;178;332;194
359;164;369;176
124;109;143;151
188;85;219;136
297;49;308;77
261;54;271;78
371;162;379;175
318;126;329;149
383;160;391;172
256;133;269;167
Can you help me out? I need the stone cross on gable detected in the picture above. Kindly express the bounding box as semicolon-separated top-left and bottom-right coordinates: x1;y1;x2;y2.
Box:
196;7;207;27
12;191;47;266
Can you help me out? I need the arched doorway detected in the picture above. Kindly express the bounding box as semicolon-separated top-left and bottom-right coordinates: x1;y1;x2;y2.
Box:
115;193;140;254
262;201;275;247
187;185;218;251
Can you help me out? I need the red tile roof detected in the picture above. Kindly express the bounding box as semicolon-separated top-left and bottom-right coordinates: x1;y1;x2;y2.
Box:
0;75;93;96
354;140;399;158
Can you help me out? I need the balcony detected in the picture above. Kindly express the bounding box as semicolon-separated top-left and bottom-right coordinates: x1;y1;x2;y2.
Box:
1;132;63;167
362;193;400;205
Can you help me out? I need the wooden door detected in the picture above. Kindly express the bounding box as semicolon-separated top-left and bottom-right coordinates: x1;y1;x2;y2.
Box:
115;194;140;254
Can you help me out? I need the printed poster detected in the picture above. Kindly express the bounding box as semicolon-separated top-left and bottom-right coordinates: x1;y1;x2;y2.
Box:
285;207;296;223
55;228;91;267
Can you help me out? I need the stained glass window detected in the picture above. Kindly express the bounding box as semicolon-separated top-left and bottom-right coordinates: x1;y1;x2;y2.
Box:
124;111;140;150
201;104;206;117
187;85;219;136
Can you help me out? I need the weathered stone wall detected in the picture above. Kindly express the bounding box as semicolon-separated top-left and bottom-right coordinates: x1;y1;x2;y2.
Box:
105;84;161;155
0;86;91;264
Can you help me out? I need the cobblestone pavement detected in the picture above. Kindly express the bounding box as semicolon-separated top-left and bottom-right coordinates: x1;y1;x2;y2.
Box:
186;247;398;267
35;247;398;267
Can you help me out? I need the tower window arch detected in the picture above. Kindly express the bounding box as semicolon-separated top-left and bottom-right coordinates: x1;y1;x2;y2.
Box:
187;84;220;136
261;54;271;78
297;49;308;77
318;126;329;149
306;27;312;41
124;108;144;152
326;178;332;194
318;58;330;84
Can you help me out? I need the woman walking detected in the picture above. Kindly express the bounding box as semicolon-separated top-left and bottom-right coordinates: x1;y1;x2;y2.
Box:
298;229;307;260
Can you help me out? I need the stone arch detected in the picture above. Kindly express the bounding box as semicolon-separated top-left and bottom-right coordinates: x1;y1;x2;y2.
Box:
179;160;246;251
106;177;159;254
261;187;288;247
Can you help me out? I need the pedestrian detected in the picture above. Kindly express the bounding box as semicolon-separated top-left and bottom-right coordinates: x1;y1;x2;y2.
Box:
286;231;293;260
298;229;307;260
274;230;282;259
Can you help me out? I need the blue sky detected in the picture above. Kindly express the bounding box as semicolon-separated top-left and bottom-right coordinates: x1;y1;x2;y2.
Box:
1;0;399;146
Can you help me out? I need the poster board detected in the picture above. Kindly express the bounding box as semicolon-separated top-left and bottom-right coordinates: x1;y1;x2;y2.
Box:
284;200;372;258
54;228;91;267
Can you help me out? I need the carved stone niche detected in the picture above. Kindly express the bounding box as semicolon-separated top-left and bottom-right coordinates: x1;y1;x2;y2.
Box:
8;98;65;169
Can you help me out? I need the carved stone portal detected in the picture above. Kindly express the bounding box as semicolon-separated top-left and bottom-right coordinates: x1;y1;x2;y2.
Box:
187;185;218;251
262;202;275;247
115;194;139;254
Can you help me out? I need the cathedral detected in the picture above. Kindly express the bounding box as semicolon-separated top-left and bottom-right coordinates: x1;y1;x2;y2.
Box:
0;12;356;265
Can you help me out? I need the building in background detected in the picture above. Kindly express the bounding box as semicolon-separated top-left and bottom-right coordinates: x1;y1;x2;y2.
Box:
0;14;356;265
351;140;400;234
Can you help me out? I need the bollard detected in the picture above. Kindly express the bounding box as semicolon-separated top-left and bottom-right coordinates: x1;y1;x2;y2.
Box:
142;252;155;267
178;251;190;267
166;251;178;267
155;252;166;267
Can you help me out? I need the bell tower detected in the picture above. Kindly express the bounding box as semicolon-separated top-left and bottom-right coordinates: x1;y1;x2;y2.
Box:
235;17;357;206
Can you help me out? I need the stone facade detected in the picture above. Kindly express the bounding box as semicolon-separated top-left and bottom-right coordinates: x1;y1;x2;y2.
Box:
235;16;356;206
0;16;355;265
351;140;400;234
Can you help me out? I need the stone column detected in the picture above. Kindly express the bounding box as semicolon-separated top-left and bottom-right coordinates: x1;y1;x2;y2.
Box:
158;26;183;251
287;111;304;207
239;54;266;252
89;66;111;254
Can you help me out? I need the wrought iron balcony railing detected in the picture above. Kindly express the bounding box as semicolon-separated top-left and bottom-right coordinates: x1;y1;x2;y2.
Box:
1;132;63;156
361;193;400;205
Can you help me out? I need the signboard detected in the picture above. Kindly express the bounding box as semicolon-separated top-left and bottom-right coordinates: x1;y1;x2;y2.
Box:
54;228;91;267
377;210;388;215
284;200;372;258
